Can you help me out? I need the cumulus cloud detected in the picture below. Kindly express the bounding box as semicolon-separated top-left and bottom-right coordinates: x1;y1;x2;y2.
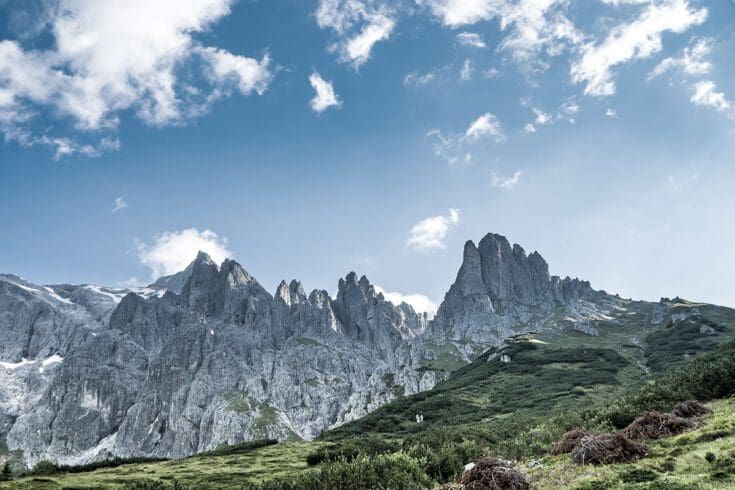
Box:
690;81;731;113
309;72;341;113
112;197;128;213
491;170;523;189
315;0;396;68
374;286;438;317
0;0;273;157
571;0;707;96
606;107;618;118
465;113;505;141
456;32;487;49
648;37;713;80
406;208;461;251
136;228;233;279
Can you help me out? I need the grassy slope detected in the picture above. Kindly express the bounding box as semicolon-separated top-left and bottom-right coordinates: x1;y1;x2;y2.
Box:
325;299;734;441
524;398;735;490
0;442;321;489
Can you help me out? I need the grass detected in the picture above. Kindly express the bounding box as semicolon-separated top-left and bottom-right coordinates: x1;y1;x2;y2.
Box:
523;398;735;490
0;442;321;489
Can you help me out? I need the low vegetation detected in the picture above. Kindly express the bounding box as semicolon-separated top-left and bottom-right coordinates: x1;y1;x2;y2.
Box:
1;328;733;489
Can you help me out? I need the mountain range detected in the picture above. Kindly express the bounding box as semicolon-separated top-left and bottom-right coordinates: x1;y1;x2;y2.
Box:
0;232;730;468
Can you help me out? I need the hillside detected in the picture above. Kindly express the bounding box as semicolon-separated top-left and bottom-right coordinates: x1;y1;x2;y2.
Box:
326;298;735;441
1;336;733;488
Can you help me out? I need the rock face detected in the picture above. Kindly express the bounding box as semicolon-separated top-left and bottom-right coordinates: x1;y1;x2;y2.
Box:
0;233;667;465
428;235;612;358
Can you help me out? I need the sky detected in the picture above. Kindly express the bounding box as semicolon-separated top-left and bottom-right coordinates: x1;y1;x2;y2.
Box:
1;0;735;314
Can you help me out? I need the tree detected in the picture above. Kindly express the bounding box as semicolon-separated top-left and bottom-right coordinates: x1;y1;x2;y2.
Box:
1;462;11;481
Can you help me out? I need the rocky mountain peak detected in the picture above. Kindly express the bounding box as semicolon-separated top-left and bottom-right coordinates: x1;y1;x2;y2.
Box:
275;279;308;307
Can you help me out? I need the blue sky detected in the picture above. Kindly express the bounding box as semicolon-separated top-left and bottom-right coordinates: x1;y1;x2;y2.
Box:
1;0;735;312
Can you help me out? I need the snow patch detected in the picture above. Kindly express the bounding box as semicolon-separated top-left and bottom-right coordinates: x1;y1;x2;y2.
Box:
132;287;167;299
84;285;126;303
9;281;40;294
43;287;73;305
0;358;35;370
39;355;64;373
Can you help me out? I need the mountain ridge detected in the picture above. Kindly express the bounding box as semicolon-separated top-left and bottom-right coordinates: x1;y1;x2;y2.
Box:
0;232;730;467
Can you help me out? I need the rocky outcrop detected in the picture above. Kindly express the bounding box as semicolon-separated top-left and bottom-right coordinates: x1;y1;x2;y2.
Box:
428;234;614;356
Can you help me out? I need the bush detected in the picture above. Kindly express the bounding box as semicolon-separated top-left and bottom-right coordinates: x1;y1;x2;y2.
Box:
197;438;277;457
122;479;185;490
248;452;431;490
306;435;399;466
30;460;58;475
589;341;735;429
28;456;168;475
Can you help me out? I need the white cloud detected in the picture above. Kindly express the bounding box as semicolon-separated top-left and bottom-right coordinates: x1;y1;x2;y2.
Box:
404;70;437;87
406;208;461;251
315;0;396;68
136;228;233;279
429;112;504;165
375;286;438;317
460;59;473;80
606;107;618;118
533;107;551;125
309;72;341;113
419;0;498;27
0;0;273;157
482;68;501;79
112;197;128;213
646;38;731;115
420;0;583;71
690;81;731;113
648;37;713;80
465;112;505;141
571;0;707;96
523;123;536;133
427;129;466;165
524;100;578;130
198;47;273;97
456;32;487;48
491;170;523;188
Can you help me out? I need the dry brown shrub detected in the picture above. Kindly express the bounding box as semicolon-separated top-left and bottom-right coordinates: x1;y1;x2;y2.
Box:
551;428;588;455
622;411;695;440
671;400;712;418
571;433;649;465
459;457;531;490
